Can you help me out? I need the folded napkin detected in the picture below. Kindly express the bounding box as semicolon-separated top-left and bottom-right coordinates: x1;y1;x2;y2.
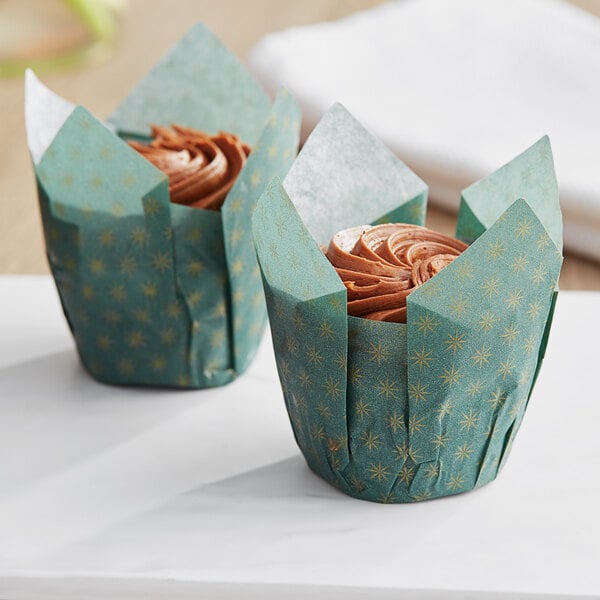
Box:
249;0;600;260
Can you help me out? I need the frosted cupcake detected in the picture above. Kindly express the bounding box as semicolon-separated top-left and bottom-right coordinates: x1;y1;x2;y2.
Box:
25;23;300;388
252;104;562;503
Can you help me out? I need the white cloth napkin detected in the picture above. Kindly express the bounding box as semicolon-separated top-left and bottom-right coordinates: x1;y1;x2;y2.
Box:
249;0;600;260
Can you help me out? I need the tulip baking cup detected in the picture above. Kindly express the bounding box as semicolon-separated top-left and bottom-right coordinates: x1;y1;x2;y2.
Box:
25;24;300;388
252;104;562;503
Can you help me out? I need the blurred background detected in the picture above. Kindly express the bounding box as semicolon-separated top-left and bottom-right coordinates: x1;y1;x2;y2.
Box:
2;0;599;288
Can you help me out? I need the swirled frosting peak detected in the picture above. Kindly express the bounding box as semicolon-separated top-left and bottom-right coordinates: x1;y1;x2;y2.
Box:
129;125;250;211
326;223;468;323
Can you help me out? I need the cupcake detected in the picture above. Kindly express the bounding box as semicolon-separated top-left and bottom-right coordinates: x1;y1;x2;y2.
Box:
252;104;562;503
24;23;301;388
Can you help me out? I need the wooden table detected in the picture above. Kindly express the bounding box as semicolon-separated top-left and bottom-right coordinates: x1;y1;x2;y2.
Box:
1;0;599;289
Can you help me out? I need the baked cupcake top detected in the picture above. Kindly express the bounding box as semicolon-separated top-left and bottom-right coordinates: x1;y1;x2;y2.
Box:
326;223;467;323
129;125;251;210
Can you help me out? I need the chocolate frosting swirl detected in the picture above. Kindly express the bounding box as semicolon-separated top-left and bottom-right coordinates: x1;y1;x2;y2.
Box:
326;223;468;323
129;125;250;210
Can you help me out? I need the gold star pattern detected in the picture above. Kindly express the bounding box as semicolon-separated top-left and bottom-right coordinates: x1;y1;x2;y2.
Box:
144;197;161;216
82;285;94;300
122;173;136;187
188;291;203;306
317;404;333;418
361;431;382;451
350;476;367;493
532;265;547;284
324;377;343;398
187;260;205;276
510;254;528;274
368;463;390;482
210;330;225;348
398;464;415;485
185;226;202;242
478;311;499;332
467;379;484;397
485;240;505;261
230;227;243;246
177;375;191;387
252;292;263;307
104;309;121;323
408;414;425;435
367;342;390;365
411;347;433;370
501;325;519;344
527;301;542;319
424;463;440;479
459;408;479;431
213;300;226;317
523;336;536;353
449;296;468;317
141;282;158;298
126;330;146;348
440;365;462;386
319;320;335;339
231;259;245;275
160;328;177;344
481;276;501;297
445;330;467;353
471;345;492;367
355;399;371;418
167;302;182;318
515;218;533;239
286;336;300;355
333;352;346;370
151;356;167;372
298;371;311;388
455;261;474;281
536;233;551;251
130;227;149;246
96;334;112;350
393;442;422;462
454;444;472;461
133;307;151;323
310;424;326;441
99;230;115;246
435;400;452;417
506;290;524;309
109;285;126;302
89;258;105;274
111;203;124;217
118;358;134;375
152;252;170;272
377;376;399;400
416;312;439;336
386;411;405;432
497;359;515;379
120;256;137;275
432;433;449;448
447;473;465;491
488;390;507;408
349;366;364;385
306;346;323;366
408;381;430;403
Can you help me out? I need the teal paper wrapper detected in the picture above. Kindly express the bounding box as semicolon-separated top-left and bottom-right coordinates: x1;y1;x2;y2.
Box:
25;24;301;388
253;104;563;503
